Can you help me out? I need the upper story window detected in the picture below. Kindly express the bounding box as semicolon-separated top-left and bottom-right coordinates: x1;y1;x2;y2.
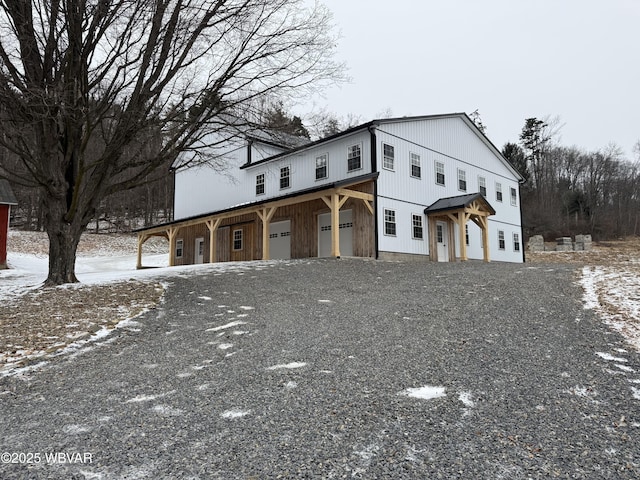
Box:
478;176;486;196
435;161;445;186
458;169;467;192
384;209;396;236
347;144;362;172
410;153;421;178
510;187;518;206
496;182;503;202
280;166;290;190
256;173;265;195
383;143;395;170
412;214;423;239
315;154;328;180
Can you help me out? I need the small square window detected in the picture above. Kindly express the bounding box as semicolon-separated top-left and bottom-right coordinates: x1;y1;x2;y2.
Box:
347;145;362;172
510;187;517;206
496;182;503;202
412;214;423;239
513;233;521;252
411;153;421;178
176;239;183;258
383;143;394;170
384;209;396;236
435;161;445;186
315;154;328;180
458;169;467;192
478;176;486;196
233;229;243;251
256;173;265;195
280;166;290;189
498;230;505;250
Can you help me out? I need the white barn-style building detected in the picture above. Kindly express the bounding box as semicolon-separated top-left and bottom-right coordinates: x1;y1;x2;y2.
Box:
136;113;524;267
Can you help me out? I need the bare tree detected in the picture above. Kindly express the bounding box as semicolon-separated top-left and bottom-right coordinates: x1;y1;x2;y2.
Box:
0;0;344;285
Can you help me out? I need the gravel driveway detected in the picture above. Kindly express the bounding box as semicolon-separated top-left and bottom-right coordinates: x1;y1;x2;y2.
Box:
1;258;639;479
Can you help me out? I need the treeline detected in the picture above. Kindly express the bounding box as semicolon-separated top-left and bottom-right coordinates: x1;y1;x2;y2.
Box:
503;117;640;240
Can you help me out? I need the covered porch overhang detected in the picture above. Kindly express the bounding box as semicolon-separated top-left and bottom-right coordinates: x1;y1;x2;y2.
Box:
424;193;496;262
135;174;377;268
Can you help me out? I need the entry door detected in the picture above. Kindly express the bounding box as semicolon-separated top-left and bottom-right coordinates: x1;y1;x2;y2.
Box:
318;210;353;257
195;237;205;264
436;221;449;262
269;220;291;260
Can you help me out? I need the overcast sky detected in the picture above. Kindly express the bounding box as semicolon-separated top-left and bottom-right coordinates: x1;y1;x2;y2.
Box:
305;0;639;158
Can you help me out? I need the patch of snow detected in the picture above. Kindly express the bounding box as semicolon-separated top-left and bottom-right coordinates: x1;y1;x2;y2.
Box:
266;362;307;371
151;404;183;416
239;306;254;310
632;387;640;400
63;424;91;434
221;408;250;419
218;343;233;350
205;320;247;332
198;296;212;301
596;352;628;362
615;364;635;372
458;391;475;408
400;385;446;400
285;381;298;389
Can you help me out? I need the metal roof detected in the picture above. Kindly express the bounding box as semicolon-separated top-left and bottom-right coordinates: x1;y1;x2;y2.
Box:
424;192;495;215
0;179;17;205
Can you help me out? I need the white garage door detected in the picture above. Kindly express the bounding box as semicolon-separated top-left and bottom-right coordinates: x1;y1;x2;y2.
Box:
269;220;291;260
318;210;353;257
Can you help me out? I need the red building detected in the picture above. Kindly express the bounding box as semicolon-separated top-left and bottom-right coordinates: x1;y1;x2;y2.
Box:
0;179;17;269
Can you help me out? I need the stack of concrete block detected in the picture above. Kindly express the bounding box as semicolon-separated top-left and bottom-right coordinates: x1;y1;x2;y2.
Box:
528;235;545;252
556;237;573;252
574;234;593;251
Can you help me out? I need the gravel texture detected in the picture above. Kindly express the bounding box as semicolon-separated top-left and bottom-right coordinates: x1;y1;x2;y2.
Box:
1;258;639;479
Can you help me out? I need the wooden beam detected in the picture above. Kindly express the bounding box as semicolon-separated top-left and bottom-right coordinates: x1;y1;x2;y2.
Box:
206;218;222;263
167;227;179;267
331;192;340;257
458;211;468;261
258;207;278;260
136;234;149;269
428;216;438;261
335;188;374;202
362;198;374;215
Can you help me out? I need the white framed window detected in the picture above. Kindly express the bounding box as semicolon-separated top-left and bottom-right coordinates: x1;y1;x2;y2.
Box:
233;229;243;251
435;161;445;186
280;165;290;190
457;169;467;192
478;176;486;196
315;154;328;180
347;144;362;172
496;182;503;202
256;173;265;195
412;214;423;239
383;143;395;170
175;239;183;258
410;153;421;178
513;233;521;252
510;187;517;206
384;209;396;236
498;230;505;250
465;224;469;246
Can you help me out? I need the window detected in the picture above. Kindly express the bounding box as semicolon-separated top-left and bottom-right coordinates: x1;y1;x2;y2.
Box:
280;166;290;189
436;224;444;243
176;239;183;258
478;176;486;196
496;182;503;202
498;230;505;250
465;224;469;246
256;173;265;195
384;209;396;236
458;169;467;192
510;187;517;206
435;161;445;186
315;154;328;180
383;143;394;170
347;144;361;172
410;153;421;178
233;229;243;251
412;214;423;239
513;233;521;252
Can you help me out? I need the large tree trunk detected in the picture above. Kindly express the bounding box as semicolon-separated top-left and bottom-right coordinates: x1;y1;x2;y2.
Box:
45;225;82;286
